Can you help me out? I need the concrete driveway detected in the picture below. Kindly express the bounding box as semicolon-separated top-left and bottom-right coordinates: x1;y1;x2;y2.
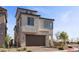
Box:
26;46;58;52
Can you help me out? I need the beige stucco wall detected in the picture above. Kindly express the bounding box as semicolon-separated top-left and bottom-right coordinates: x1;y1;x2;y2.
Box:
0;15;6;47
0;15;6;23
21;14;53;35
21;14;39;33
20;32;26;47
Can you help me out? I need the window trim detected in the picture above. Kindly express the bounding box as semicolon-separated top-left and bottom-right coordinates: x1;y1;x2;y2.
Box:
44;21;53;29
27;17;34;26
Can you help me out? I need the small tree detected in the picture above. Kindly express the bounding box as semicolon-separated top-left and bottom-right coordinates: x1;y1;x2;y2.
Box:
4;35;12;48
59;31;68;46
77;41;79;44
55;31;69;46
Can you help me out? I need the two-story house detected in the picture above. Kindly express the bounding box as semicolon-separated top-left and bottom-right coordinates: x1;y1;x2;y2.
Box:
14;8;54;47
0;7;7;47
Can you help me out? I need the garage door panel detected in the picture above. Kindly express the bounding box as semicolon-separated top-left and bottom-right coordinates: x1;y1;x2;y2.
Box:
26;35;45;46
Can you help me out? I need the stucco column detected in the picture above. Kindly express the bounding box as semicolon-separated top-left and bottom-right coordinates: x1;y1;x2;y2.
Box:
20;33;26;47
49;35;54;47
45;35;54;47
45;35;50;47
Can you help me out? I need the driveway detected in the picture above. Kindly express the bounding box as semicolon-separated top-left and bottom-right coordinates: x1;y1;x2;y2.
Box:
26;46;58;52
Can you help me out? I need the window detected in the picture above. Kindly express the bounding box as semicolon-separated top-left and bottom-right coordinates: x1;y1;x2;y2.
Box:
44;21;53;29
50;22;53;29
27;17;34;26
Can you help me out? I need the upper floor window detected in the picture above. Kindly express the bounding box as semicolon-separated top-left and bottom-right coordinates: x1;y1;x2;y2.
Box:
27;17;34;26
44;21;53;29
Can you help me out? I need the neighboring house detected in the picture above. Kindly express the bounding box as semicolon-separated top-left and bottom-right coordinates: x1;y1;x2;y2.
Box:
0;7;7;47
14;8;54;47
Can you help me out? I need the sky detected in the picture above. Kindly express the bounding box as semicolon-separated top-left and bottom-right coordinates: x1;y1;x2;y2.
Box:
2;6;79;40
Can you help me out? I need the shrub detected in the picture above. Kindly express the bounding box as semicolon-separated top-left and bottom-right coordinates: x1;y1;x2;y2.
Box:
16;48;27;51
0;50;6;52
58;46;64;50
27;50;32;52
53;42;62;48
68;46;72;48
58;47;64;50
22;48;27;51
77;41;79;44
17;49;21;51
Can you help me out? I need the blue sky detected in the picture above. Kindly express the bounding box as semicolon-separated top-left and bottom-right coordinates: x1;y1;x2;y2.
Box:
2;6;79;39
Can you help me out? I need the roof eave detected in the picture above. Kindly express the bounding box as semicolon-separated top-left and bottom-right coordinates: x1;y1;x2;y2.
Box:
20;12;40;17
40;17;55;21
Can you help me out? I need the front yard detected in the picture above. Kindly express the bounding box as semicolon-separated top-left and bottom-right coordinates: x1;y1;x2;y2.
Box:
0;47;29;52
0;44;79;52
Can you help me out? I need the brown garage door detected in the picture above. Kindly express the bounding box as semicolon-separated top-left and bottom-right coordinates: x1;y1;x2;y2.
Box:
26;35;45;46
